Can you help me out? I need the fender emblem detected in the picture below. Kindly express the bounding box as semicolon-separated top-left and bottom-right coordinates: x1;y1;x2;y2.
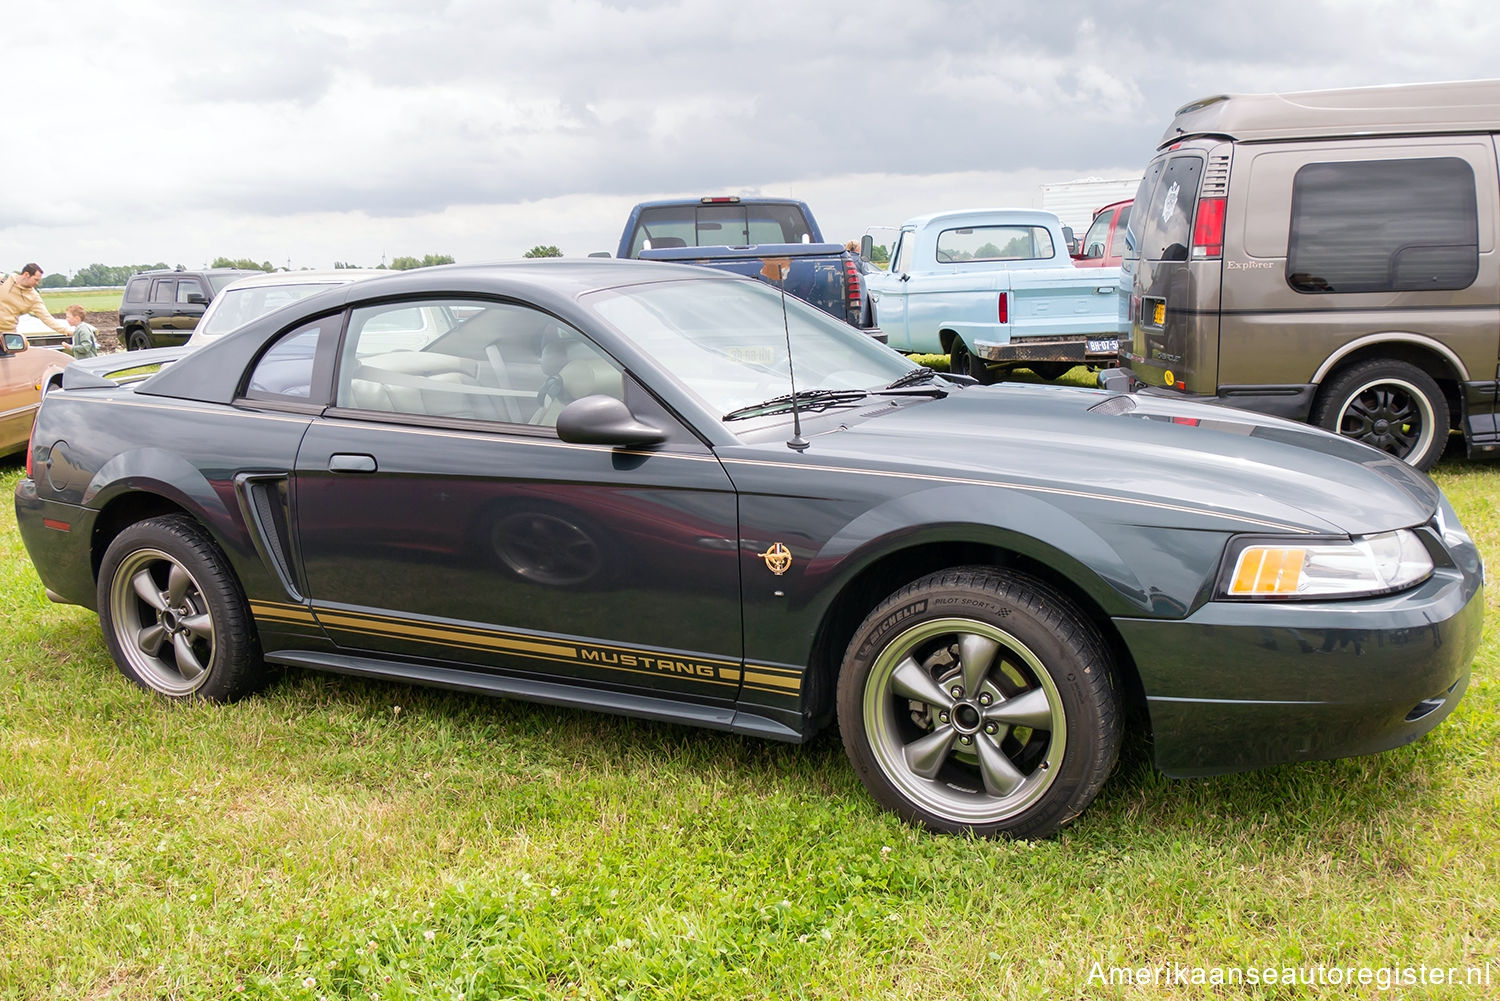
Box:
758;542;793;576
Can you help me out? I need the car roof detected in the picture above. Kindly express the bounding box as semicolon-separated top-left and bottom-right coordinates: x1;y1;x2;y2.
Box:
137;258;742;406
1162;78;1500;147
899;208;1062;230
212;268;390;291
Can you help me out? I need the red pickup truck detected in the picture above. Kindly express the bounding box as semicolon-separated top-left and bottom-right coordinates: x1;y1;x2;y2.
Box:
1072;199;1132;269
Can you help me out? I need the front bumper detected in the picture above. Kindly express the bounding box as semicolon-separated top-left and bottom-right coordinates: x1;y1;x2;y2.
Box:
1115;557;1483;776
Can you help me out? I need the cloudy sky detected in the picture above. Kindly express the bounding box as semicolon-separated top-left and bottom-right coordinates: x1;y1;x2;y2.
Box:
6;0;1498;276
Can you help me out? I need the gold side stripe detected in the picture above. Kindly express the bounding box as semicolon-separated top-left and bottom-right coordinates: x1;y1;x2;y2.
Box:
313;606;744;668
742;670;802;692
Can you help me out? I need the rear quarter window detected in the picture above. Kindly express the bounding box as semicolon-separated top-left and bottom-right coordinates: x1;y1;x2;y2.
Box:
124;279;148;304
1286;157;1479;293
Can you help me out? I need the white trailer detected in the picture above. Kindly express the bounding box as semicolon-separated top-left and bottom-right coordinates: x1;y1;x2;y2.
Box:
1039;177;1142;237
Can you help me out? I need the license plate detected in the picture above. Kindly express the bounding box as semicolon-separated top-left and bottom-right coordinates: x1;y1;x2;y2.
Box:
1086;338;1119;353
1152;302;1166;325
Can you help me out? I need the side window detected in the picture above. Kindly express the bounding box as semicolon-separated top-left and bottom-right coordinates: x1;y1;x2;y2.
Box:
1108;204;1132;259
150;279;176;304
245;319;329;400
1287;157;1479;294
1136;156;1203;262
891;231;914;274
124;279;148;304
177;279;205;304
1081;212;1113;258
336;299;623;428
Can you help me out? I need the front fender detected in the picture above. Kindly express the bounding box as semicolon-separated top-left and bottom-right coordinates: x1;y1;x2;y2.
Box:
805;483;1156;618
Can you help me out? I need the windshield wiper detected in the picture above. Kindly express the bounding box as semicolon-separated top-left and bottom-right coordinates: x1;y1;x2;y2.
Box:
883;367;940;390
723;389;869;421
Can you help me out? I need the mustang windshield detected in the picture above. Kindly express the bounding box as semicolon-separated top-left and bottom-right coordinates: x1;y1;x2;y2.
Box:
585;279;913;417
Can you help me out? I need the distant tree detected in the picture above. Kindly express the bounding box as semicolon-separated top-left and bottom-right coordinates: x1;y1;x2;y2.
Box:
523;245;563;258
69;262;168;286
869;244;889;265
388;254;455;270
211;257;276;272
39;273;70;288
332;261;361;270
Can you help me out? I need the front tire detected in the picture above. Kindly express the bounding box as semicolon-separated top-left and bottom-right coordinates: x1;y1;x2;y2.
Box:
837;568;1121;838
97;515;266;702
1312;359;1448;470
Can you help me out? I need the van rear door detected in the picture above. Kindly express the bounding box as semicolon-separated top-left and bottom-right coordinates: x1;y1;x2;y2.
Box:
1124;148;1222;393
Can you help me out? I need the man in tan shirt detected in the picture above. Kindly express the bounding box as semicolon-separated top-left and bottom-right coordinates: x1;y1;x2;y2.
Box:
1;263;73;346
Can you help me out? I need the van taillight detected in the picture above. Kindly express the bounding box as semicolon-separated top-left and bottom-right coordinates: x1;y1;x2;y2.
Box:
998;292;1009;325
1191;197;1226;259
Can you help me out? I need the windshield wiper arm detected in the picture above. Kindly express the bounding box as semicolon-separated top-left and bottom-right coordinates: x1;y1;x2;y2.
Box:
882;367;940;390
723;389;869;421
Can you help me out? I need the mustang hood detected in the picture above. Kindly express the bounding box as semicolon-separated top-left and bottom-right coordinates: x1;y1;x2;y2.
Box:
806;384;1440;537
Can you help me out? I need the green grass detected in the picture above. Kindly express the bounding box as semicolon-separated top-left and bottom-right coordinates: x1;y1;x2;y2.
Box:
2;452;1497;1000
40;289;122;313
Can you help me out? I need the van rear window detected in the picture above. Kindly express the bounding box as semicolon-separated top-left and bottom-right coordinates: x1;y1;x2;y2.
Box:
1134;156;1203;262
1287;157;1478;294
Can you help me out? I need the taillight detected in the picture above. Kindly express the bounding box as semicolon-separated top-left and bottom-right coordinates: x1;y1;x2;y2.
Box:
998;292;1009;325
843;258;862;322
25;420;36;478
1191;197;1226;259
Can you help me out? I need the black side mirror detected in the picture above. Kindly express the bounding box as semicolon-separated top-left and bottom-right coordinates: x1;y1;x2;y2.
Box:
859;235;874;260
186;293;208;305
556;395;667;447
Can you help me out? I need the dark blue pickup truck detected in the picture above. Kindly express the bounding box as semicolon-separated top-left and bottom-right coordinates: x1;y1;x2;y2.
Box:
616;197;882;338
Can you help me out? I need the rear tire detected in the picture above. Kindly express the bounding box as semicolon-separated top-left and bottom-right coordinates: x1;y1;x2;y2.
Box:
837;567;1121;838
97;515;267;702
950;337;997;385
1312;359;1448;471
126;328;152;352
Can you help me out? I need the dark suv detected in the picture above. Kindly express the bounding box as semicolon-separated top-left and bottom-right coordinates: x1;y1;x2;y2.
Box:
116;268;260;351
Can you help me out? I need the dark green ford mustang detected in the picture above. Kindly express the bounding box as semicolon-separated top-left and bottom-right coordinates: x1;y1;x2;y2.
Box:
15;260;1483;838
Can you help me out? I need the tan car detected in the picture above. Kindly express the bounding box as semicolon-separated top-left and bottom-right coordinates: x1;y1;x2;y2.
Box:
1112;79;1500;470
0;332;70;457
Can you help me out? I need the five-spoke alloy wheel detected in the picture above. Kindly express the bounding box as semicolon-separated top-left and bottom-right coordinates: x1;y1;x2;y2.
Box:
98;515;266;702
838;568;1120;838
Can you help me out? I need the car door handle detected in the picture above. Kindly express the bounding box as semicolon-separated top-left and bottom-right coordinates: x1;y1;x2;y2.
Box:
328;453;377;473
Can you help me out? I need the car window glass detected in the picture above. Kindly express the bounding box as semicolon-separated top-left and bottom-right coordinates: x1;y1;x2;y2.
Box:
891;231;913;274
245;319;327;399
585;278;911;417
200;283;342;337
1108;204;1132;259
1287;157;1479;294
336;299;622;427
1136;155;1203;262
125;279;148;304
176;279;205;304
935;226;1054;263
150;280;176;304
1124;164;1163;261
1082;213;1112;258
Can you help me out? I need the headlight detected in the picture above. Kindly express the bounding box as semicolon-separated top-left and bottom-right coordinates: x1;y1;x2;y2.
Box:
1221;530;1433;599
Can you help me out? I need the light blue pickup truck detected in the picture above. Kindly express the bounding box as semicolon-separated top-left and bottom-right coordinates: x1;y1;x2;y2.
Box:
864;208;1126;382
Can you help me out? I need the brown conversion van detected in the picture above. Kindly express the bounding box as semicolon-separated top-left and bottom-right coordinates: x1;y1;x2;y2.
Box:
1108;79;1500;470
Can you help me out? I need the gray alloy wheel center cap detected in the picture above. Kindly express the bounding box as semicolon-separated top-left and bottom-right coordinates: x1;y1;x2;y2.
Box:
951;701;983;735
160;609;180;632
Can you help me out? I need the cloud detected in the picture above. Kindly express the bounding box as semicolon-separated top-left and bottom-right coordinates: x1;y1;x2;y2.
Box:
7;0;1500;274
